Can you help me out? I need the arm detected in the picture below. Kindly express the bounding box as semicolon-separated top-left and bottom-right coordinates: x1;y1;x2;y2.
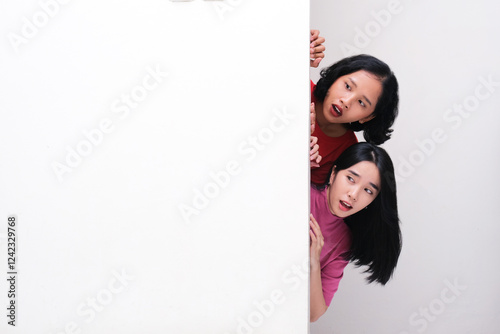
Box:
310;29;325;68
309;214;328;322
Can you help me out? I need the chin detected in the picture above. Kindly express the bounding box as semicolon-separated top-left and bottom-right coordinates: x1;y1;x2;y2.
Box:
337;208;360;218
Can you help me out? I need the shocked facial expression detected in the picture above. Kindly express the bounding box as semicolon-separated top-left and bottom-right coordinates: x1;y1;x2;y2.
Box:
322;70;383;125
327;161;381;218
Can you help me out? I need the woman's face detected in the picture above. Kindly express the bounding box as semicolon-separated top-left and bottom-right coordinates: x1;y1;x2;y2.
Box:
321;70;383;125
327;161;381;218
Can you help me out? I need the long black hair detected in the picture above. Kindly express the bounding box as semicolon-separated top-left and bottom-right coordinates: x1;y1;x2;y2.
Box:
321;142;402;285
313;54;399;145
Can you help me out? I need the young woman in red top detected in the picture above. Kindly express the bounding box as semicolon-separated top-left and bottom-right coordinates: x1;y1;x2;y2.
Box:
310;38;400;184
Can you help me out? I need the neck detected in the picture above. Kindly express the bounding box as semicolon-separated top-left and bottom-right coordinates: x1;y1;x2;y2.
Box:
326;185;336;216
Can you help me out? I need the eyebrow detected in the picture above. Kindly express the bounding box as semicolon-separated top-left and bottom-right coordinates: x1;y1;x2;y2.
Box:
347;169;380;191
348;78;373;106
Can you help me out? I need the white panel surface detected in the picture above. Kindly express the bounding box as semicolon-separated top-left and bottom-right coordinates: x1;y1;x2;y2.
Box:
0;1;310;333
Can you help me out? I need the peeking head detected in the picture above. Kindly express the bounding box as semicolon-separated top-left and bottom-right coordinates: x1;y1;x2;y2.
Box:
324;142;401;285
326;142;396;219
314;55;399;145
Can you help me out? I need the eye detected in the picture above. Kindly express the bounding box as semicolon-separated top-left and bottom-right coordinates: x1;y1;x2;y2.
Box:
347;176;354;182
345;82;351;90
359;100;365;107
365;188;373;195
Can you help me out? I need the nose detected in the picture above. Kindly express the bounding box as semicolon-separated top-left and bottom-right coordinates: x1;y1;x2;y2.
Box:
340;94;354;110
348;188;359;201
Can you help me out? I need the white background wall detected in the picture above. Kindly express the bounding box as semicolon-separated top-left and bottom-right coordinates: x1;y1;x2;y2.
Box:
311;1;500;333
0;1;310;333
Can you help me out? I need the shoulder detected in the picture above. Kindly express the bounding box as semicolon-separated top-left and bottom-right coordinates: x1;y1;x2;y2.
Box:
325;217;352;249
311;80;317;102
310;184;325;211
343;130;358;145
321;131;357;152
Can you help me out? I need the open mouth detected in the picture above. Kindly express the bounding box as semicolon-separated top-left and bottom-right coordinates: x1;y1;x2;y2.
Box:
339;200;352;211
330;104;342;117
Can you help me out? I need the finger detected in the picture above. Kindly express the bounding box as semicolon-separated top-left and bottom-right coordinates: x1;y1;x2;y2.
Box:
312;37;325;47
310;35;323;47
310;40;325;52
310;113;315;127
313;50;325;59
310;103;316;132
310;29;319;42
311;55;324;68
309;58;321;67
311;52;325;61
310;215;323;236
310;162;320;168
310;48;325;58
310;140;319;153
309;229;317;243
310;218;317;228
310;146;319;158
310;146;319;156
314;44;325;52
310;225;324;251
310;147;318;156
312;46;325;56
316;154;322;164
311;52;324;62
311;58;322;68
310;217;320;233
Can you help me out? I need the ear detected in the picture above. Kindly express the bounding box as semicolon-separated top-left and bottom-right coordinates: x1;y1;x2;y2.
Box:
329;165;337;185
359;114;375;124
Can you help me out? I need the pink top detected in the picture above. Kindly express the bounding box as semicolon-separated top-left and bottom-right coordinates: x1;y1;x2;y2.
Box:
310;184;352;306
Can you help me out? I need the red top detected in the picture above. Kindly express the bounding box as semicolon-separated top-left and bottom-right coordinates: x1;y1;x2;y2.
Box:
311;81;358;185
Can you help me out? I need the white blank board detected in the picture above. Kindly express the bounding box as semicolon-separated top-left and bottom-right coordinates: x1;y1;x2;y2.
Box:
0;1;310;333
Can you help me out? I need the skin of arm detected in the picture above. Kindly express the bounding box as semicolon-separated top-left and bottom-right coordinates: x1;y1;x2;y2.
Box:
309;214;328;322
309;31;328;319
310;103;322;168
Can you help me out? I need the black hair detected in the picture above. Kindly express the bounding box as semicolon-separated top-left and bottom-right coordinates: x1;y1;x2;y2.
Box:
313;54;399;145
320;142;402;285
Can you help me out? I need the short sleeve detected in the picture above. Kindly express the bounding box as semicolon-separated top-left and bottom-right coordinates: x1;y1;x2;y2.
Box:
321;255;349;306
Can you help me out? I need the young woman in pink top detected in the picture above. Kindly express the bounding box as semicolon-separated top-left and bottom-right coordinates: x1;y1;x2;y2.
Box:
309;142;402;322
